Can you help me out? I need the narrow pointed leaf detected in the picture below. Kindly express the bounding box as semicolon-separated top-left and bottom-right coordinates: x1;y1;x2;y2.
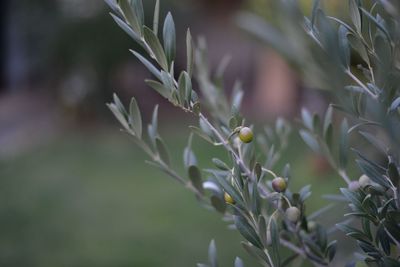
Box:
151;0;160;32
145;80;171;99
186;29;194;77
163;12;176;65
208;240;218;267
119;0;142;35
143;26;169;70
339;119;349;170
156;137;171;166
349;0;361;32
234;216;263;249
129;97;142;138
189;165;204;194
234;257;244;267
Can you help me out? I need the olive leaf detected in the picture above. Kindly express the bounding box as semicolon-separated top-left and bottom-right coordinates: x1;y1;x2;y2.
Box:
163;12;176;66
143;26;169;71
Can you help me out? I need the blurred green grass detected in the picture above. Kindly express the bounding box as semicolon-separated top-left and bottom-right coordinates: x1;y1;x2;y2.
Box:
0;122;345;267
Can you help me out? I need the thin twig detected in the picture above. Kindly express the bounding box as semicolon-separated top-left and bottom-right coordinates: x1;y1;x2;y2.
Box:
345;70;378;99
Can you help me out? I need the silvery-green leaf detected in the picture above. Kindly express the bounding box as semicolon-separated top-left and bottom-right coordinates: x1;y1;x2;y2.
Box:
160;71;174;90
242;242;270;265
323;105;333;136
339;119;349;170
338;25;350;68
359;131;387;154
301;108;313;130
270;219;280;266
129;97;142;138
208;240;218;267
156;137;171;166
257;215;267;247
234;257;244;267
189;165;204;194
183;147;197;168
254;163;262;180
212;158;230;171
183;72;193;105
145;80;171;100
360;7;391;41
299;130;320;153
152;0;160;34
143;26;168;71
108;103;130;130
349;0;361;33
178;71;192;105
112;93;127;115
151;105;159;134
326;240;337;262
131;0;144;27
163;12;176;66
348;34;369;65
104;0;123;17
119;0;143;35
313;113;321;134
216;55;232;79
211;195;226;213
184;133;197;168
231;81;244;113
390;97;400;112
311;0;321;29
234;216;263;249
189;126;214;144
148;105;159;146
186;29;194;77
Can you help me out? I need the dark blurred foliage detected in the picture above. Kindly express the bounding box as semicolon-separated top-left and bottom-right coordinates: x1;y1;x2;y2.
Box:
2;0;260;122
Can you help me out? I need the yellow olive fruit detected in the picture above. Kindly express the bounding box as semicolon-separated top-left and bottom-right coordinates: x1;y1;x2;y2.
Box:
272;177;287;193
285;207;301;223
239;127;253;143
224;192;235;204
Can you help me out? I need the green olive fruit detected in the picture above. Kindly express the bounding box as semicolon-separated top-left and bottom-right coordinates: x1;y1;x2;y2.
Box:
285;207;301;223
239;127;253;143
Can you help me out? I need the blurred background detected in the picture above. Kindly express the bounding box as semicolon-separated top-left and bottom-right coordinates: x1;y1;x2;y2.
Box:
0;0;354;266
